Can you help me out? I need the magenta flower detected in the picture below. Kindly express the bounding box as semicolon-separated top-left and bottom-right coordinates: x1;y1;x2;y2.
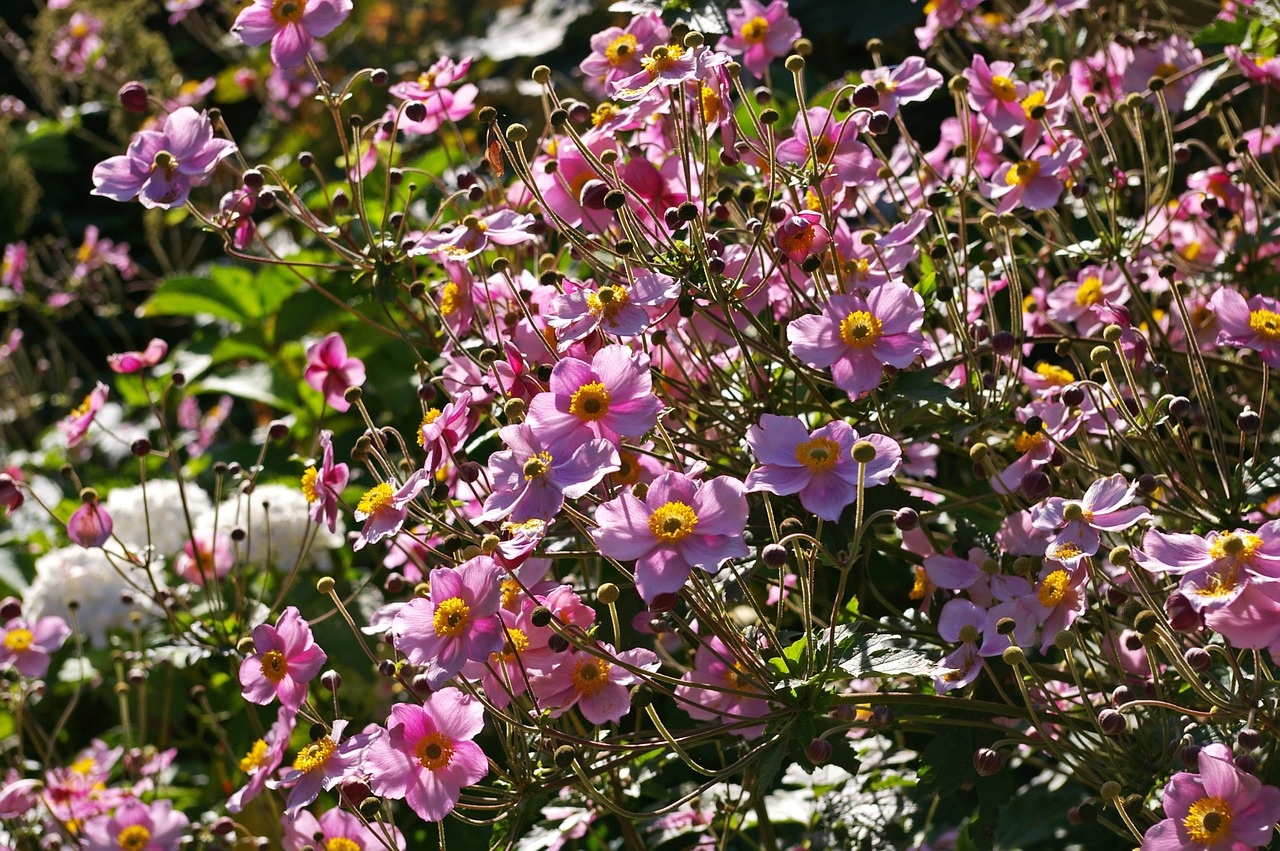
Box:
67;497;113;548
302;429;348;534
478;424;619;523
304;332;365;412
774;211;831;264
272;719;372;817
934;598;986;693
0;473;21;516
547;274;682;348
173;531;234;586
990;401;1080;496
388;56;478;136
524;345;663;445
1141;743;1280;850
963;54;1028;133
775;107;875;187
861;57;944;117
231;0;352;68
81;798;189;851
531;642;660;724
91;107;237;209
594;472;749;603
283;808;404;851
1045;265;1127;335
1031;474;1150;557
393;556;505;688
410;209;537;261
107;338;168;374
1210;289;1280;368
579;13;668;95
418;391;474;474
0;614;70;678
59;381;109;448
787;282;926;400
673;635;771;737
989;140;1080;213
363;689;489;822
353;470;429;551
745;415;901;521
720;0;802;76
229;706;296;813
1136;523;1280;613
239;605;328;710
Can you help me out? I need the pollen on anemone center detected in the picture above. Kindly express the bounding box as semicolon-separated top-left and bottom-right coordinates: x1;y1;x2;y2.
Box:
569;381;612;421
794;436;841;473
648;501;699;543
839;310;883;349
433;597;471;637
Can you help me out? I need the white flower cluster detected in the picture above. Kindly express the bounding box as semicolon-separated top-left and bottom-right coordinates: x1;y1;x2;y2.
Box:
196;482;344;571
105;479;213;557
24;547;157;647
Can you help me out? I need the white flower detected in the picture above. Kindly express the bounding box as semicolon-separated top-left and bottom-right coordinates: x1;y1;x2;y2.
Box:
105;479;213;557
200;482;343;570
25;547;157;647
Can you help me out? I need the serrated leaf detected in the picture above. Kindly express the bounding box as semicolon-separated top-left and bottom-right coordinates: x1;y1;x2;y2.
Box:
815;625;940;678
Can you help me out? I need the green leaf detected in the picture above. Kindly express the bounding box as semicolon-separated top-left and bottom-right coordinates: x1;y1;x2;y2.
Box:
814;625;940;678
193;363;294;411
139;273;254;323
915;254;937;301
892;369;954;403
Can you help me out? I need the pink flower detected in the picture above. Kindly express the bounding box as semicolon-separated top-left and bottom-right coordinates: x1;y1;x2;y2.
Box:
1210;289;1280;368
720;0;802;76
963;54;1028;134
0;474;20;516
229;706;296;813
745;415;901;521
787;282;926;400
547;273;681;348
774;211;831;264
353;470;429;551
524;345;663;446
271;719;372;817
283;807;404;851
0;615;70;678
478;424;619;524
1045;265;1127;335
1141;743;1280;850
1031;474;1151;557
388;56;478;136
531;641;659;724
673;635;772;737
410;209;538;261
861;57;944;117
775;107;875;187
579;14;669;95
363;689;489;822
239;606;328;710
417;391;474;474
59;382;109;447
81;798;190;851
393;556;505;688
989;140;1080;212
67;497;113;548
2;242;27;293
594;471;749;603
107;338;168;374
91;108;237;209
173;531;234;585
302;429;348;534
231;0;352;68
304;332;365;412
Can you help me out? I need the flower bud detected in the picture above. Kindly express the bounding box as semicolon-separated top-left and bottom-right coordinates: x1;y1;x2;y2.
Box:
894;508;919;531
1164;592;1201;632
596;583;620;605
851;84;879;109
1185;646;1211;671
118;81;149;113
805;738;833;765
867;111;891;135
1238;728;1261;750
973;747;1003;776
68;500;113;548
852;440;877;464
1001;646;1024;665
1098;708;1126;736
553;745;576;768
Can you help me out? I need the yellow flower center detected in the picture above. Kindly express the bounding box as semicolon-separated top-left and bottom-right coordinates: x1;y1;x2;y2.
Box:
1075;276;1104;307
301;466;319;503
1051;542;1083;560
415;732;455;771
1005;160;1042;187
260;650;288;683
492;628;530;664
293;736;337;773
794;436;841;473
569;381;612;421
240;738;268;773
778;222;817;258
605;33;638;66
523;451;553;480
71;393;95;419
700;85;721;123
1249;308;1280;339
356;483;395;516
326;839;362;851
440;282;461;316
740;16;769;43
1034;362;1075;385
874;79;898;93
1154;61;1179;79
418;408;443;446
641;44;685;76
909;565;930;601
571;657;612;699
615;450;641;485
71;757;96;775
433;597;471;637
1013;430;1045;454
648;501;699;543
1037;569;1070;607
592;102;619;126
417;71;438;88
3;628;33;652
839;310;883;349
1061;502;1093;523
587;284;630;322
1208;532;1262;562
1193;563;1240;598
1021;89;1046;118
117;825;151;851
270;0;305;23
1183;796;1234;844
501;578;521;611
990;75;1018;102
847;257;871;281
